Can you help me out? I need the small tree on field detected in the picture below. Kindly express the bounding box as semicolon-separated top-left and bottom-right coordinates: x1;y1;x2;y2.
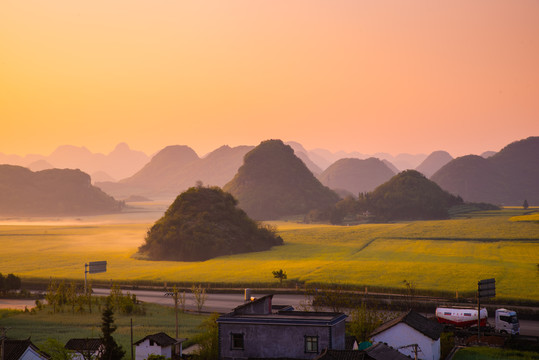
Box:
272;269;287;285
192;284;207;313
192;313;219;360
99;304;125;360
523;199;529;209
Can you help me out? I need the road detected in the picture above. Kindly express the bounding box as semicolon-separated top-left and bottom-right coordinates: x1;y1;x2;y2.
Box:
93;288;539;336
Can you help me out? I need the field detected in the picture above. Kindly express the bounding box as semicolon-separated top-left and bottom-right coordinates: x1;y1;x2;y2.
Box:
0;204;538;300
0;303;208;353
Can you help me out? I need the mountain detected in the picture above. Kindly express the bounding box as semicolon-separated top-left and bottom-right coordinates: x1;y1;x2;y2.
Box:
382;159;399;174
431;137;539;205
27;159;54;172
285;141;323;175
481;151;497;158
1;143;150;181
415;151;453;178
96;145;252;199
137;186;283;261
318;158;396;196
0;165;124;216
223;139;340;220
98;145;199;199
359;170;463;221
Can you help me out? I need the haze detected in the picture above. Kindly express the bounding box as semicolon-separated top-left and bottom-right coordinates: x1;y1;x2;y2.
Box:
1;1;538;158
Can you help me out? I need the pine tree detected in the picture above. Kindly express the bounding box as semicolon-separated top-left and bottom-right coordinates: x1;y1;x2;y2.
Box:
99;304;125;360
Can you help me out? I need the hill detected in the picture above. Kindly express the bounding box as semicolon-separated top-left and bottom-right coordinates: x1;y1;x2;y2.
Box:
137;186;283;261
96;145;252;199
431;137;539;205
318;158;396;196
223;139;340;220
359;170;463;221
415;151;453;178
0;165;124;216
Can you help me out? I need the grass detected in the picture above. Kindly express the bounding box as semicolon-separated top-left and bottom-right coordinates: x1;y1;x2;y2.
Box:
453;347;539;359
0;303;209;353
0;207;538;300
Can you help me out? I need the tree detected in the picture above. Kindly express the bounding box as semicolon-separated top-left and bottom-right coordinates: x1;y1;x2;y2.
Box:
192;313;219;360
272;269;287;285
523;199;529;209
39;339;74;360
347;302;391;342
192;285;207;313
99;304;125;360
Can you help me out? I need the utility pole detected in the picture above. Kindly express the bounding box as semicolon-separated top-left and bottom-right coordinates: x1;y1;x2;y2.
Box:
1;327;10;360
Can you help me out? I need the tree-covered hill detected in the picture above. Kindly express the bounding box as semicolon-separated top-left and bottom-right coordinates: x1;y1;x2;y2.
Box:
223;139;340;220
0;165;124;216
431;136;539;205
138;186;283;261
318;157;395;196
359;170;463;221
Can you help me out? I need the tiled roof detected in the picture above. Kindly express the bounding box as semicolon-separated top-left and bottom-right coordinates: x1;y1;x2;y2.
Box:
313;349;368;360
3;339;48;360
65;338;103;351
133;332;180;347
364;343;411;360
314;343;411;360
369;310;443;340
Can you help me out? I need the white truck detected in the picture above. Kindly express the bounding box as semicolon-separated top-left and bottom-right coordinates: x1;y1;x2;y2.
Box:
494;308;520;335
435;307;519;335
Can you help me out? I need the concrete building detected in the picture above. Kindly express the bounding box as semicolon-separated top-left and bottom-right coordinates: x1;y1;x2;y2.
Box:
217;294;347;360
369;310;443;360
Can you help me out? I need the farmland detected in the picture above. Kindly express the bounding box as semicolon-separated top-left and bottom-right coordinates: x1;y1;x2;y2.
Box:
0;205;538;300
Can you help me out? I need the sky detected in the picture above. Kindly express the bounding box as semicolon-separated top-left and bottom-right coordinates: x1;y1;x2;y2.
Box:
1;0;538;158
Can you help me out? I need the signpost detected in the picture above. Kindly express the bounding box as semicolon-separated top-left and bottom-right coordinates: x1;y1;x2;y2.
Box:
85;261;107;294
477;278;495;341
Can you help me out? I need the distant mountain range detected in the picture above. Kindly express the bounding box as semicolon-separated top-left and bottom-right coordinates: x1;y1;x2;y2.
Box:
0;165;124;216
1;137;536;211
431;136;539;205
0;143;149;182
96;145;254;199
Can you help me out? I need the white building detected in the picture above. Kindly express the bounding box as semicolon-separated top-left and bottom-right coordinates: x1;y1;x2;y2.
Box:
370;310;443;360
134;332;186;360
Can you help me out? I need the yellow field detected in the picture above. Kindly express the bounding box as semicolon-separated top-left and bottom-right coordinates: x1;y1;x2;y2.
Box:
0;207;538;300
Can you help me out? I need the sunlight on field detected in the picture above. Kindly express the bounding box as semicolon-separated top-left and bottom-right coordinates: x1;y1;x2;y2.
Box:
0;207;538;300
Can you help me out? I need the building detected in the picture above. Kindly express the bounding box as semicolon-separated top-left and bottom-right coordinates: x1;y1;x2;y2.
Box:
1;339;49;360
134;332;186;360
217;294;347;359
65;338;104;360
314;342;411;360
369;310;443;360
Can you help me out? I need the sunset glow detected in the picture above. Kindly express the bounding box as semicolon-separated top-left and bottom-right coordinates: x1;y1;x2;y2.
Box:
1;0;538;157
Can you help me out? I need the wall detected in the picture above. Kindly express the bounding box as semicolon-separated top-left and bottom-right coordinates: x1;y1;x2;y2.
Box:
370;323;440;360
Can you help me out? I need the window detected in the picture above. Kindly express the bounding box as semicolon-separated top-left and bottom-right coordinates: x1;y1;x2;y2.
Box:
305;336;318;353
231;333;244;350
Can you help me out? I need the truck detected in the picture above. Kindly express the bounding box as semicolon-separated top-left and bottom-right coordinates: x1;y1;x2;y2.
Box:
494;308;520;335
435;307;519;334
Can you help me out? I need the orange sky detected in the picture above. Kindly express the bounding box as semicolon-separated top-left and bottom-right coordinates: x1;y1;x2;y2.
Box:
1;0;538;158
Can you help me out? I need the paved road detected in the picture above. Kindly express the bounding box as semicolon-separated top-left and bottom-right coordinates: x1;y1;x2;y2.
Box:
93;288;539;336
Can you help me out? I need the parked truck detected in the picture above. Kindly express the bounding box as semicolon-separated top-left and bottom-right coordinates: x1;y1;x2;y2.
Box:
435;307;519;334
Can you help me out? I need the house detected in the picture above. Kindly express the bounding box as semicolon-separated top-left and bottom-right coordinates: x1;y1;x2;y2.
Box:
65;338;104;360
217;294;347;360
1;339;49;360
314;342;411;360
134;332;186;360
369;310;443;360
